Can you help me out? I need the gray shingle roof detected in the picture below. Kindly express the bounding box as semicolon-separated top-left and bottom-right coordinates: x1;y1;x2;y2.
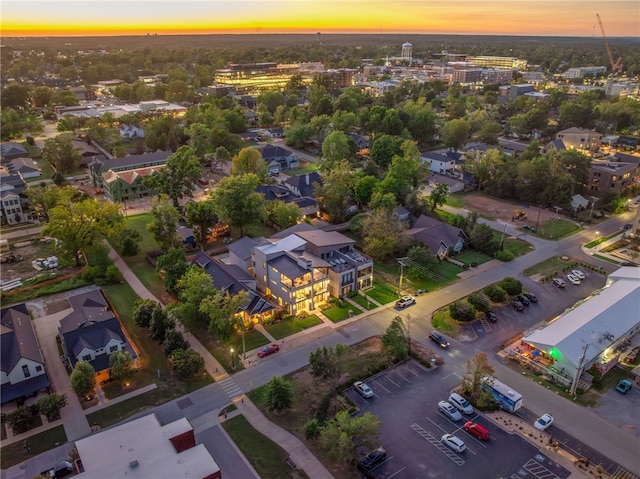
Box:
1;303;44;374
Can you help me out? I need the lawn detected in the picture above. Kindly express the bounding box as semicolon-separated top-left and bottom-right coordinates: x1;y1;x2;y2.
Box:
445;193;467;208
1;274;90;306
537;219;580;240
321;301;362;322
366;280;399;305
523;256;578;277
349;293;378;311
241;223;278;239
101;368;156;400
431;309;460;336
503;237;534;258
264;315;323;339
222;415;309;479
288;163;320;175
455;250;493;266
0;425;67;469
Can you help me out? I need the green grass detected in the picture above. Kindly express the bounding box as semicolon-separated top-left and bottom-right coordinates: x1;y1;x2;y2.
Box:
366;280;399;304
101;369;156;400
0;425;67;469
322;302;362;322
242;223;277;239
431;309;459;335
349;293;378;311
288;163;320;175
523;256;576;277
1;274;90;306
537;219;580;240
445;193;467;208
455;250;493;266
222;415;309;479
503;237;534;257
584;231;619;248
593;254;622;264
264;315;323;339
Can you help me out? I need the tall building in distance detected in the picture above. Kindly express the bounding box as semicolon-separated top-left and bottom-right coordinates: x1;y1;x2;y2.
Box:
466;56;527;70
213;62;302;94
401;42;413;63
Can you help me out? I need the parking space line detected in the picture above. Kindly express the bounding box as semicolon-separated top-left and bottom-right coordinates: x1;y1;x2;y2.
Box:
522;458;562;479
411;423;465;466
396;372;410;383
385;376;401;388
387;466;407;478
406;365;421;377
373;380;390;393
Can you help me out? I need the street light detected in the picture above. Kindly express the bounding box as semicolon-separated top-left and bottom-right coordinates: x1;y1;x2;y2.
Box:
595;231;600;240
230;347;235;369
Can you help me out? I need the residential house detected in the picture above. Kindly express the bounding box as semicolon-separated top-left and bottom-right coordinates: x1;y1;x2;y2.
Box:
421;151;455;174
393;206;411;224
252;224;373;314
90;150;171;202
1;303;50;404
58;289;139;379
259;145;299;174
0;142;28;163
425;173;465;194
177;226;197;249
349;133;370;156
263;127;284;139
556;127;603;152
542;139;567;155
588;153;640;197
227;236;269;271
119;124;145;140
283;172;322;199
0;171;27;225
74;414;221;479
192;251;274;324
256;184;319;219
403;215;467;258
7;157;41;179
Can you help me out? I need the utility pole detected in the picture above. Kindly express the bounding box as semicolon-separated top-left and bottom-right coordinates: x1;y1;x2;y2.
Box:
397;257;409;296
570;342;590;398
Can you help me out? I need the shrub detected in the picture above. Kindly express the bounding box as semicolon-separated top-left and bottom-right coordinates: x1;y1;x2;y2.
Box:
498;277;522;295
296;311;309;319
468;291;490;313
494;250;514;262
304;418;321;440
483;284;507;303
449;300;476;322
105;265;122;283
168;349;204;378
164;330;189;356
6;405;33;433
81;266;100;282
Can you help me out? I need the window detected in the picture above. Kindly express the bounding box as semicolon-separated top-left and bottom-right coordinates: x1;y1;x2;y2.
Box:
83;354;92;361
36;365;43;372
110;345;118;352
22;365;31;378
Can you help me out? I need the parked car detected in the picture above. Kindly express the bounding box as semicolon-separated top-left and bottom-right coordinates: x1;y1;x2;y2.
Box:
566;274;581;285
257;343;280;358
360;447;387;469
571;270;586;280
620;261;638;267
449;393;473;414
395;295;415;308
552;278;566;288
523;292;538;303
485;310;497;322
429;331;450;348
615;379;632;394
515;294;530;306
441;433;466;452
463;421;490;441
510;299;525;311
354;381;374;398
623;223;633;230
438;400;463;421
534;413;554;430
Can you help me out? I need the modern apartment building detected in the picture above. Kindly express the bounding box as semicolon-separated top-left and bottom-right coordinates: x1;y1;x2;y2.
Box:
214;62;302;94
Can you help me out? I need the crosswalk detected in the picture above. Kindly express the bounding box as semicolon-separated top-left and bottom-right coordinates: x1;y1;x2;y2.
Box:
217;375;243;400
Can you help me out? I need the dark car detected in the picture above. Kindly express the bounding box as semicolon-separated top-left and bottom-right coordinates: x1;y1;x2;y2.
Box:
515;294;530;306
429;331;450;348
485;311;497;322
257;343;280;358
523;292;538;303
510;299;525;312
620;261;638;267
360;447;387;469
623;223;633;230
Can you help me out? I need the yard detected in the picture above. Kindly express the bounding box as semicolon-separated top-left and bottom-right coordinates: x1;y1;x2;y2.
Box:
0;425;67;469
264;315;323;339
535;219;580;240
321;300;362;322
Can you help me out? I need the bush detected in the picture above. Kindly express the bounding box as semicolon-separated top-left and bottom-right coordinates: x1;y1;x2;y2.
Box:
449;300;476;322
304;418;321;440
105;265;122;283
483;284;507;303
498;277;522;295
494;250;514;262
6;405;33;433
81;266;100;282
468;291;490;313
164;330;189;357
296;310;309;319
168;348;204;378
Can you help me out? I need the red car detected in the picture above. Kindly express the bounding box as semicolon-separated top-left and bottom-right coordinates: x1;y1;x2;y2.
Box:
464;421;490;441
258;343;280;358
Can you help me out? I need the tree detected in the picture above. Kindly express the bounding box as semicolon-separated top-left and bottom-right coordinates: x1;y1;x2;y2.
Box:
319;410;380;464
143;146;202;208
70;361;96;398
483;284;507;303
149;307;174;343
164;330;189;357
36;393;68;421
449;300;476;321
498;277;522;295
41;136;82;174
378;140;423;204
361;209;403;261
210;174;265;236
24;184;76;222
118;228;142;256
441;119;471;152
353;175;379;208
369;134;403;169
428;183;449;211
468;291;491;313
156;248;188;295
133;299;163;328
460;353;495;408
43;199;123;266
406;244;438;276
171;265;218;328
266;200;302;229
200;290;250;352
109;351;135;382
309;344;353;386
231;147;267;180
382;316;412;361
314;160;354;223
168;349;204;378
147;194;180;251
321;131;351;169
184;199;218;250
6;406;33;433
264;376;293;412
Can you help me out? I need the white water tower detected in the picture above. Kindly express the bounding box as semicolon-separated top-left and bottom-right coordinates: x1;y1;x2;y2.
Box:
401;42;412;63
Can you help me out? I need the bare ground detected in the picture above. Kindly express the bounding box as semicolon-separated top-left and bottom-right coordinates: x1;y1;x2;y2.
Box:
463;193;559;225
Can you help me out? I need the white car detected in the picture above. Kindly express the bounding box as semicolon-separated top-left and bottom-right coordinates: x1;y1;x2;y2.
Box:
534;413;554;431
438;401;463;421
448;393;474;415
395;295;415;308
566;274;581;285
354;381;374;398
441;433;466;452
571;270;586;280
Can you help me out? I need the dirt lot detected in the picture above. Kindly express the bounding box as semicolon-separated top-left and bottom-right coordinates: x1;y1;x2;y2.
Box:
0;240;60;282
462;193;559;225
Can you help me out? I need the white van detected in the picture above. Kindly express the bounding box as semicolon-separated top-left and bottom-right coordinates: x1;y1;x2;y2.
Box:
449;392;473;415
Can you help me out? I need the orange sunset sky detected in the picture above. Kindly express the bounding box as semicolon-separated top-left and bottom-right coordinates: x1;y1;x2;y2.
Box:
1;0;638;37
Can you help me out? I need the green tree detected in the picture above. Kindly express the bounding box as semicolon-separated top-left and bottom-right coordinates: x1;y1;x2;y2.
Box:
319;410;380;464
264;376;294;412
148;307;175;343
109;351;135;382
210;174;265;236
460;353;495;408
185;123;213;158
361;209;403;261
231;147;267;180
353;175;379;208
498;277;522;295
441;119;471;152
156;248;188;296
43;199;123;266
171;265;218;328
70;361;96;398
314;160;354;223
468;291;491;313
147;194;180;251
132;299;163;328
200;290;250;352
406;244;438;276
309;346;340;383
118;228;142;256
36;393;68;421
449;300;476;321
285;123;313;148
428;183;449;211
143;146;202;208
5;406;33;433
168;349;205;378
266;200;302;229
483;284;507;303
321;131;351;169
184;199;218;250
41;136;82;174
164;330;189;357
382;316;412;361
378;140;423;204
369;134;403;169
24;184;76;222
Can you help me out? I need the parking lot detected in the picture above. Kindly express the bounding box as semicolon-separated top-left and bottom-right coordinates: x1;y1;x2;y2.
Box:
345;360;571;478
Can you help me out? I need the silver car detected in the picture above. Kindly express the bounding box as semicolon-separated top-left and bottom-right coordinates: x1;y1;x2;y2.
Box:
438;400;463;421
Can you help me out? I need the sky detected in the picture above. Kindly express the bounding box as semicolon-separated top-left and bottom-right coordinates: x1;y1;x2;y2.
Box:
1;0;638;37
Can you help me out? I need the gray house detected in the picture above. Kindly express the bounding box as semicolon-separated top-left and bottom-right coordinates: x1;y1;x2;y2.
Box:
403;215;467;258
259;145;299;174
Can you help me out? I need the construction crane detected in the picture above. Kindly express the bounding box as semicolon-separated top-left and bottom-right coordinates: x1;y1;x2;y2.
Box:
596;14;623;75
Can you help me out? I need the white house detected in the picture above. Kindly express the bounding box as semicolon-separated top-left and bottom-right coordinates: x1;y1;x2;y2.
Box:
421;151;455;174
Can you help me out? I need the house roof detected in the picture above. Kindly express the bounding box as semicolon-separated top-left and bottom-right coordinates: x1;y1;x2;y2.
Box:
259;145;296;160
1;374;50;403
421;152;451;162
284;172;322;198
403;215;466;253
524;267;640;368
227;236;265;260
91;150;171;174
270;254;308;280
294;229;355;248
7;157;40;174
557;127;602;136
271;222;318;239
1;303;45;374
256;234;307;256
256;184;292;201
0;142;28;159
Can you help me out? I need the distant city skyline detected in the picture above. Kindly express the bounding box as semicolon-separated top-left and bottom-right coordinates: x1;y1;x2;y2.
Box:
1;0;638;37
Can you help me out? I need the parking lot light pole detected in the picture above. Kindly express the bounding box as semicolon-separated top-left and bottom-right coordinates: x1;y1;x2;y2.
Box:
230;347;235;369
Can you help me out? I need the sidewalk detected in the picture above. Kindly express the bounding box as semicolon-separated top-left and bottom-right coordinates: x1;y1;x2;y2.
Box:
84;383;158;415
